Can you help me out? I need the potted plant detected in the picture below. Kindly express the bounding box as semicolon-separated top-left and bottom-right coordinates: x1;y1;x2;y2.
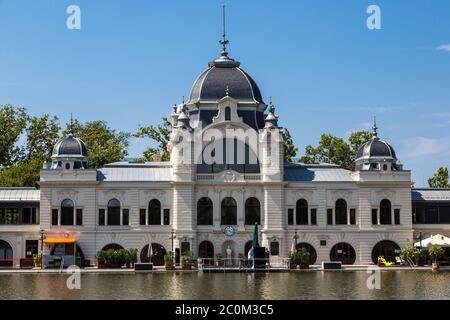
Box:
164;252;175;270
288;251;298;270
297;248;311;270
215;253;223;267
128;248;138;268
428;245;445;271
181;251;192;270
32;254;41;268
414;250;426;267
399;246;420;266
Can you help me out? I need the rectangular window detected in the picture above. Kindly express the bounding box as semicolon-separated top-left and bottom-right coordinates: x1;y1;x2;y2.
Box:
426;207;439;224
99;209;105;226
180;242;190;255
310;209;317;225
140;209;146;226
287;209;294;225
350;209;356;225
413;206;425;224
76;209;83;226
163;209;170;225
270;242;280;255
32;208;38;224
122;209;129;226
372;209;378;225
52;209;58;226
394;209;400;225
439;206;450;223
327;209;333;225
320;240;327;246
2;208;19;224
21;208;31;224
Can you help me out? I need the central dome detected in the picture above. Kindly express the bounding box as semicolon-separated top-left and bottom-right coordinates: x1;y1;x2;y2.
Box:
188;55;264;104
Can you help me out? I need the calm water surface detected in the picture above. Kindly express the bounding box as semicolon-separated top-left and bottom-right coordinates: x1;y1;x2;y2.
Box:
0;271;449;300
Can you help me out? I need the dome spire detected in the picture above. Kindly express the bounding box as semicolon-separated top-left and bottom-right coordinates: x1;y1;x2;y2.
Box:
372;116;378;139
219;4;229;58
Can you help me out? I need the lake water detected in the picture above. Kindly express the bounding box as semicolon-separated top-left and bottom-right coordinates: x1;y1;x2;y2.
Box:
0;271;449;300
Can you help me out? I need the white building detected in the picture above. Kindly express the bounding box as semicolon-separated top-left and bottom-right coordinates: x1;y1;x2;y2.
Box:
1;34;449;268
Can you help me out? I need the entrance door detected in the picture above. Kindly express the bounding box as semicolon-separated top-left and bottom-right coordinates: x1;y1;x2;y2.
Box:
25;240;39;258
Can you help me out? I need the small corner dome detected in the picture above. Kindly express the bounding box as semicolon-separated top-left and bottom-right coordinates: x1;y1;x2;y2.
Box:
188;56;264;104
52;133;88;157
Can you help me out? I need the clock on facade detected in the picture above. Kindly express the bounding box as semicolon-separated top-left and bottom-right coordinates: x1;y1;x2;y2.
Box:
223;226;236;237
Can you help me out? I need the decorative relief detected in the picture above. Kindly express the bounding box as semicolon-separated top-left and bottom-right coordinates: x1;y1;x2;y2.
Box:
223;171;236;182
375;190;396;203
57;190;79;204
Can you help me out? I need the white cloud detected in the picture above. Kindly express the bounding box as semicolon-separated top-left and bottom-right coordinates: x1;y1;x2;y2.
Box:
400;137;450;161
436;44;450;52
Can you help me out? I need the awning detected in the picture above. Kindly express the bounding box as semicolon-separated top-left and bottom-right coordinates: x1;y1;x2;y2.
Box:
414;234;450;248
43;238;77;244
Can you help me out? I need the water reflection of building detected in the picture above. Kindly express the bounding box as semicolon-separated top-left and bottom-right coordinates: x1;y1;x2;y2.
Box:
1;19;450;268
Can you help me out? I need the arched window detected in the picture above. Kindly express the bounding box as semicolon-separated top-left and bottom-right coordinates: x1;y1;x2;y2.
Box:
140;243;166;266
107;199;121;226
335;199;348;225
0;240;13;267
225;107;231;121
197;197;213;225
61;199;74;225
102;243;123;251
371;240;400;264
245;197;261;225
296;199;308;225
296;243;317;265
221;197;237;225
380;199;392;225
330;242;356;265
148;199;161;225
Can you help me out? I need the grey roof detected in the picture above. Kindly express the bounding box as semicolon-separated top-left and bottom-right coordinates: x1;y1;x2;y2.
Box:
53;134;88;157
412;189;450;202
189;64;264;104
284;164;353;182
98;162;172;182
0;188;40;202
356;137;396;160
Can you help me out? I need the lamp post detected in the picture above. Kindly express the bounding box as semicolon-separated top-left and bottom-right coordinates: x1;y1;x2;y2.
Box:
39;229;45;269
419;232;423;248
170;229;176;265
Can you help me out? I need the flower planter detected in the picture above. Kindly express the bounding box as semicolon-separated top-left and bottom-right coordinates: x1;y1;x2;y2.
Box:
182;264;192;271
299;264;309;270
432;262;440;271
290;265;298;270
165;264;175;271
98;263;122;269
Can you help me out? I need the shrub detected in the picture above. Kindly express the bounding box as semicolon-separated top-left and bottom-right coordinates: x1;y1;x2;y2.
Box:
399;246;420;262
181;251;192;266
297;248;311;265
428;245;445;262
164;252;174;265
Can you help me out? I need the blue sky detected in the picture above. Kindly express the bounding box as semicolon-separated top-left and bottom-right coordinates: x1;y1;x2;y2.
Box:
1;0;449;187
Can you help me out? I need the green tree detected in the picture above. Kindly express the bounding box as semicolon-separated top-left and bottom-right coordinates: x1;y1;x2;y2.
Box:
0;104;28;167
283;128;298;162
0;159;42;188
64;120;130;168
428;167;449;188
299;131;371;171
26;114;60;162
134;117;172;161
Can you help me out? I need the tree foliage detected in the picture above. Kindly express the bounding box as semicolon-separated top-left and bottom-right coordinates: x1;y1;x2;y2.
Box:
0;159;42;188
283;128;298;162
428;167;449;188
63;120;130;168
0;104;28;167
26;114;60;162
299;131;372;171
134;117;171;161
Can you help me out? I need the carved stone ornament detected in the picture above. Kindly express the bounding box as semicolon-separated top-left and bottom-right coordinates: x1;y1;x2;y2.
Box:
223;171;236;182
57;190;79;203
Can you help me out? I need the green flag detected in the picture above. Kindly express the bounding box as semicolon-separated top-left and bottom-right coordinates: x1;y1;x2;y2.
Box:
252;223;260;248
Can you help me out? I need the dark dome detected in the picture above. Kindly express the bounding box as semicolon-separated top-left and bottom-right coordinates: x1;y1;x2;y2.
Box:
356;137;396;160
188;57;264;104
53;134;88;157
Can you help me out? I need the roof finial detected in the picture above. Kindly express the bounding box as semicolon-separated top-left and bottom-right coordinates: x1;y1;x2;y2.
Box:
372;116;378;139
219;4;229;57
69;113;74;135
182;95;185;104
225;85;230;96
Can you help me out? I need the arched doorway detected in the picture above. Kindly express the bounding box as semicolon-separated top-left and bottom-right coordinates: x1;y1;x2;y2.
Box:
371;241;401;264
102;243;124;251
296;243;317;265
0;240;13;267
330;243;356;265
198;241;214;265
140;243;166;266
76;245;85;267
